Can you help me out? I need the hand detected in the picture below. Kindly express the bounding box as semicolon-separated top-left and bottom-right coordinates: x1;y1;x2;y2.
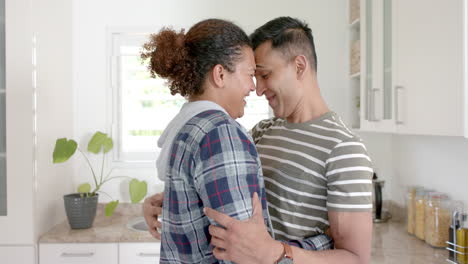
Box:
204;192;283;264
142;192;164;239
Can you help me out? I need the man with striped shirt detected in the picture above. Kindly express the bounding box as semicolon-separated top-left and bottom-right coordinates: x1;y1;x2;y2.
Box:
205;17;373;264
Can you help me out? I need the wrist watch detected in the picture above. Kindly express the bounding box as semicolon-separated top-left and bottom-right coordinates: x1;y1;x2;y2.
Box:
275;242;294;264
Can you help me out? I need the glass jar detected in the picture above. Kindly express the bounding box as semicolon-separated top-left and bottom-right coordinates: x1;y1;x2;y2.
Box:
448;202;464;261
456;213;468;264
406;186;422;235
414;189;428;240
424;192;450;247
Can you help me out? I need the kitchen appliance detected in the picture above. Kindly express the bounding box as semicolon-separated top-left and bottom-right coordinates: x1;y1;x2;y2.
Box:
373;173;391;223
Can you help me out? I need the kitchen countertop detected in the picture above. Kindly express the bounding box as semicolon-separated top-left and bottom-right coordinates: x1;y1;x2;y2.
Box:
39;203;159;243
371;220;448;263
39;203;449;263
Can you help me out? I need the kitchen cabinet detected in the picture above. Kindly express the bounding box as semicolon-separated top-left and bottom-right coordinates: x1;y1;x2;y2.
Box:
119;242;160;264
39;242;160;264
0;0;6;218
348;0;396;132
0;246;35;264
1;0;74;262
0;0;36;247
393;0;466;136
350;0;467;136
39;243;118;264
348;0;361;129
360;0;396;133
352;0;395;132
37;205;161;264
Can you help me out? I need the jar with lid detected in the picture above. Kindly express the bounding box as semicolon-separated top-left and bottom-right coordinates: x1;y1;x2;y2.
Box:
424;192;450;247
407;186;423;235
414;189;429;240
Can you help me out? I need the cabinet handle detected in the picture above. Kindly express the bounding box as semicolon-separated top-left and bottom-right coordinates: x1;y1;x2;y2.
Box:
366;87;371;121
60;252;95;258
369;88;380;121
138;252;160;257
395;85;404;125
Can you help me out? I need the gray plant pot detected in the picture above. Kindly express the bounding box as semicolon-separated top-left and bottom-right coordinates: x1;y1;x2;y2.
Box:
63;193;98;229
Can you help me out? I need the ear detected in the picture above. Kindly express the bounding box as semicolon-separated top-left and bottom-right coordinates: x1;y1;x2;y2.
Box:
294;55;308;80
211;64;226;88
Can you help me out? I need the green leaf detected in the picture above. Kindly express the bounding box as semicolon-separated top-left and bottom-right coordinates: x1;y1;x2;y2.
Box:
102;137;113;153
105;200;119;217
53;138;78;163
77;183;91;194
88;131;113;154
129;179;147;203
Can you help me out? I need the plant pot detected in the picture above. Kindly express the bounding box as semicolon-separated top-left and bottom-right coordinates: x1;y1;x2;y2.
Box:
63;193;98;229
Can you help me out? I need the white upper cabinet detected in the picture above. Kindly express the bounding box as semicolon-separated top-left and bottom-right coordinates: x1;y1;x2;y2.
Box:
393;0;465;136
352;0;467;136
359;0;396;133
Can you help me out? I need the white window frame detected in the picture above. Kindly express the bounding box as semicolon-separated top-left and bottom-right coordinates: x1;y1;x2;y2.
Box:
108;27;162;168
107;26;271;168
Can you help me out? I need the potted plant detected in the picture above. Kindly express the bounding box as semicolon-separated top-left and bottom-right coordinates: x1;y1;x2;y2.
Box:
53;131;148;229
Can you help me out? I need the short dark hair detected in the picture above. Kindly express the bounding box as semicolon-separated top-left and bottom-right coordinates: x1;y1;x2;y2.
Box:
141;19;251;97
250;17;317;71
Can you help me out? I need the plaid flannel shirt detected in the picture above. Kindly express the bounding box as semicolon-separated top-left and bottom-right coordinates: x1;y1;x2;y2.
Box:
160;110;269;264
160;110;333;264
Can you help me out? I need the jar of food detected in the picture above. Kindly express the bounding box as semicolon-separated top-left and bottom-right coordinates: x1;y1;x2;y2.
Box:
407;186;423;235
414;189;428;240
424;192;450;247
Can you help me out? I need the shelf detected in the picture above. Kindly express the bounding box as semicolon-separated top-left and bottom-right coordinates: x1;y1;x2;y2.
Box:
349;18;360;29
350;72;361;79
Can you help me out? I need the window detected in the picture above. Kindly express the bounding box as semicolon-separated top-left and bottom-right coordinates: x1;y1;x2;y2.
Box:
110;31;270;165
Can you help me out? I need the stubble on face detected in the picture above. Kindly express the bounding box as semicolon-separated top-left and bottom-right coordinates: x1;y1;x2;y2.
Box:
254;42;298;119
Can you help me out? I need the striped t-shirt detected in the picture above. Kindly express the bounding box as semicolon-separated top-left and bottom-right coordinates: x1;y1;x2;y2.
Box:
251;111;373;241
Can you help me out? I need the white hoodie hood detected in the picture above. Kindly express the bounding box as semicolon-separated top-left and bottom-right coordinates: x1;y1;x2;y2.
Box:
156;100;228;181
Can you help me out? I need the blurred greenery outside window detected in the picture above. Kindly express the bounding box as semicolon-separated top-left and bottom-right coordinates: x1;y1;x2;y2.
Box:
112;32;269;163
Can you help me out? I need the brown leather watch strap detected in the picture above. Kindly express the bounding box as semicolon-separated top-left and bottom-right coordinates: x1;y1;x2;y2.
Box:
275;242;294;263
283;243;293;259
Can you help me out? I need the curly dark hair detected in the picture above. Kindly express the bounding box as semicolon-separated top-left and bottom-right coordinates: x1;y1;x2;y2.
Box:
141;19;251;97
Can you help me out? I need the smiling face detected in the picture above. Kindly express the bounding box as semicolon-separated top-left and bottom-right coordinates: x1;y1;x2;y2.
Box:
222;46;257;119
254;41;302;119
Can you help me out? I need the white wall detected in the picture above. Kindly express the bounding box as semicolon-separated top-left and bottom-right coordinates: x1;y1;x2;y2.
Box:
358;132;394;202
72;0;349;202
359;132;468;209
391;135;468;205
34;0;74;241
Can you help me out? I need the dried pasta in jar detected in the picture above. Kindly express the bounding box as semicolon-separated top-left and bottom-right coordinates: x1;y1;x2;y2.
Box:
424;192;450;247
414;189;427;240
